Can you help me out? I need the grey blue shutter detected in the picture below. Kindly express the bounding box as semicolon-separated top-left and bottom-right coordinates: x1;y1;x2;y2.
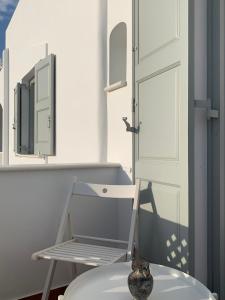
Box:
14;83;21;153
20;84;30;154
34;54;55;156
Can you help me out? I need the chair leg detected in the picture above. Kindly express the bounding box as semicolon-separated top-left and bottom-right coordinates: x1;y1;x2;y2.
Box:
41;260;57;300
71;263;77;279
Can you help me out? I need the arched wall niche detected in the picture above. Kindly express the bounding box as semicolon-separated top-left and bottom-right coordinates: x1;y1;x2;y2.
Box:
109;22;127;85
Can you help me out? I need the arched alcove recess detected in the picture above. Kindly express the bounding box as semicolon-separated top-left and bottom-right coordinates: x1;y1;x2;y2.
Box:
109;22;127;85
0;104;2;152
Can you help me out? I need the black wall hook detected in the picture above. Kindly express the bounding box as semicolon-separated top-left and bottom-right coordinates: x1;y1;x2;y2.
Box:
122;117;140;134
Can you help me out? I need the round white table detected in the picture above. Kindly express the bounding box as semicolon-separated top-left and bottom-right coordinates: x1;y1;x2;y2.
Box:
63;262;215;300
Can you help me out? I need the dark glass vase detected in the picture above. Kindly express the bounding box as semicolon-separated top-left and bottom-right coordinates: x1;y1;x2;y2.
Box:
128;250;154;300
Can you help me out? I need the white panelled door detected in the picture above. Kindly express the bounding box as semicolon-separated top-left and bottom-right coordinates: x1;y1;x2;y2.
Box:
135;0;189;272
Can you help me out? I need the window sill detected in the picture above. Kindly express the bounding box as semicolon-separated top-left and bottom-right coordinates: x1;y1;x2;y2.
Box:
0;163;121;172
104;81;127;93
15;153;41;159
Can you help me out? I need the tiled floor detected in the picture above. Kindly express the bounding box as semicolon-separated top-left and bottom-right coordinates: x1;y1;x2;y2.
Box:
20;287;67;300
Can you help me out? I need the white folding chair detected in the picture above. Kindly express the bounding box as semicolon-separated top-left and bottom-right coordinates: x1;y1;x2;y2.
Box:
32;177;141;300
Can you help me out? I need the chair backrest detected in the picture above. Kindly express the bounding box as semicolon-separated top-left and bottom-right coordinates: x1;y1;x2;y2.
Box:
65;177;141;258
72;179;138;199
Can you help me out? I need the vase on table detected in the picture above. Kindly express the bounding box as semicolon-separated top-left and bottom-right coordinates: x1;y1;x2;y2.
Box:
128;247;154;300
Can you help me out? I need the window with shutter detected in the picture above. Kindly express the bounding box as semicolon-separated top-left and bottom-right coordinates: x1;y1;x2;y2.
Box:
34;54;55;156
13;83;21;153
13;54;56;157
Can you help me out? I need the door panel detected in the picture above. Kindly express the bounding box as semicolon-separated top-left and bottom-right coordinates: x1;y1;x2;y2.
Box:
138;66;179;160
139;0;180;59
135;0;189;272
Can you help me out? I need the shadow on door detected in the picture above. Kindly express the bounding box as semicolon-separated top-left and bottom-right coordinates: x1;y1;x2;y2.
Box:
139;181;189;274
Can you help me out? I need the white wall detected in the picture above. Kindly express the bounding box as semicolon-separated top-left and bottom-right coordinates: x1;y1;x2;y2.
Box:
0;104;2;152
0;69;3;115
0;69;3;107
106;0;133;177
0;68;3;163
0;164;121;300
6;0;108;165
106;0;133;242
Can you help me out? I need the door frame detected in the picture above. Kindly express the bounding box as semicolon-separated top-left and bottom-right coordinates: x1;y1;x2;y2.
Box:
207;0;225;297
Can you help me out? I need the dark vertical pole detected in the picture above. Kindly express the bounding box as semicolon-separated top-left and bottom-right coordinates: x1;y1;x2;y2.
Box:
219;0;225;298
207;0;224;297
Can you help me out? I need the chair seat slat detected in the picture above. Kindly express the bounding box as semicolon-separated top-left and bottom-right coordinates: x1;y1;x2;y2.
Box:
34;240;126;266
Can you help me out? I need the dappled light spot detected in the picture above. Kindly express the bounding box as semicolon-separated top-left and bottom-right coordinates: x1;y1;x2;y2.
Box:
153;274;179;281
73;257;85;261
90;257;101;261
159;285;191;294
171;251;176;259
166;240;171;247
171;234;177;242
181;257;187;265
177;246;181;253
171;273;179;278
103;286;127;293
181;239;188;247
110;274;127;281
176;263;182;269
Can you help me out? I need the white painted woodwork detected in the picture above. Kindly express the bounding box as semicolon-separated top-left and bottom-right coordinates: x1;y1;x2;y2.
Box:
138;67;179;160
34;54;55;156
104;80;127;93
135;0;189;272
139;0;180;59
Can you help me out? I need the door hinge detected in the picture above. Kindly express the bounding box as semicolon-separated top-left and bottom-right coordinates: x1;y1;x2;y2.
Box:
194;99;219;120
132;46;138;52
48;116;51;128
132;98;136;112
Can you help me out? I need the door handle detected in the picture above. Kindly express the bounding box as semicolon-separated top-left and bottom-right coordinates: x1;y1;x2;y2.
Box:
122;117;140;134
